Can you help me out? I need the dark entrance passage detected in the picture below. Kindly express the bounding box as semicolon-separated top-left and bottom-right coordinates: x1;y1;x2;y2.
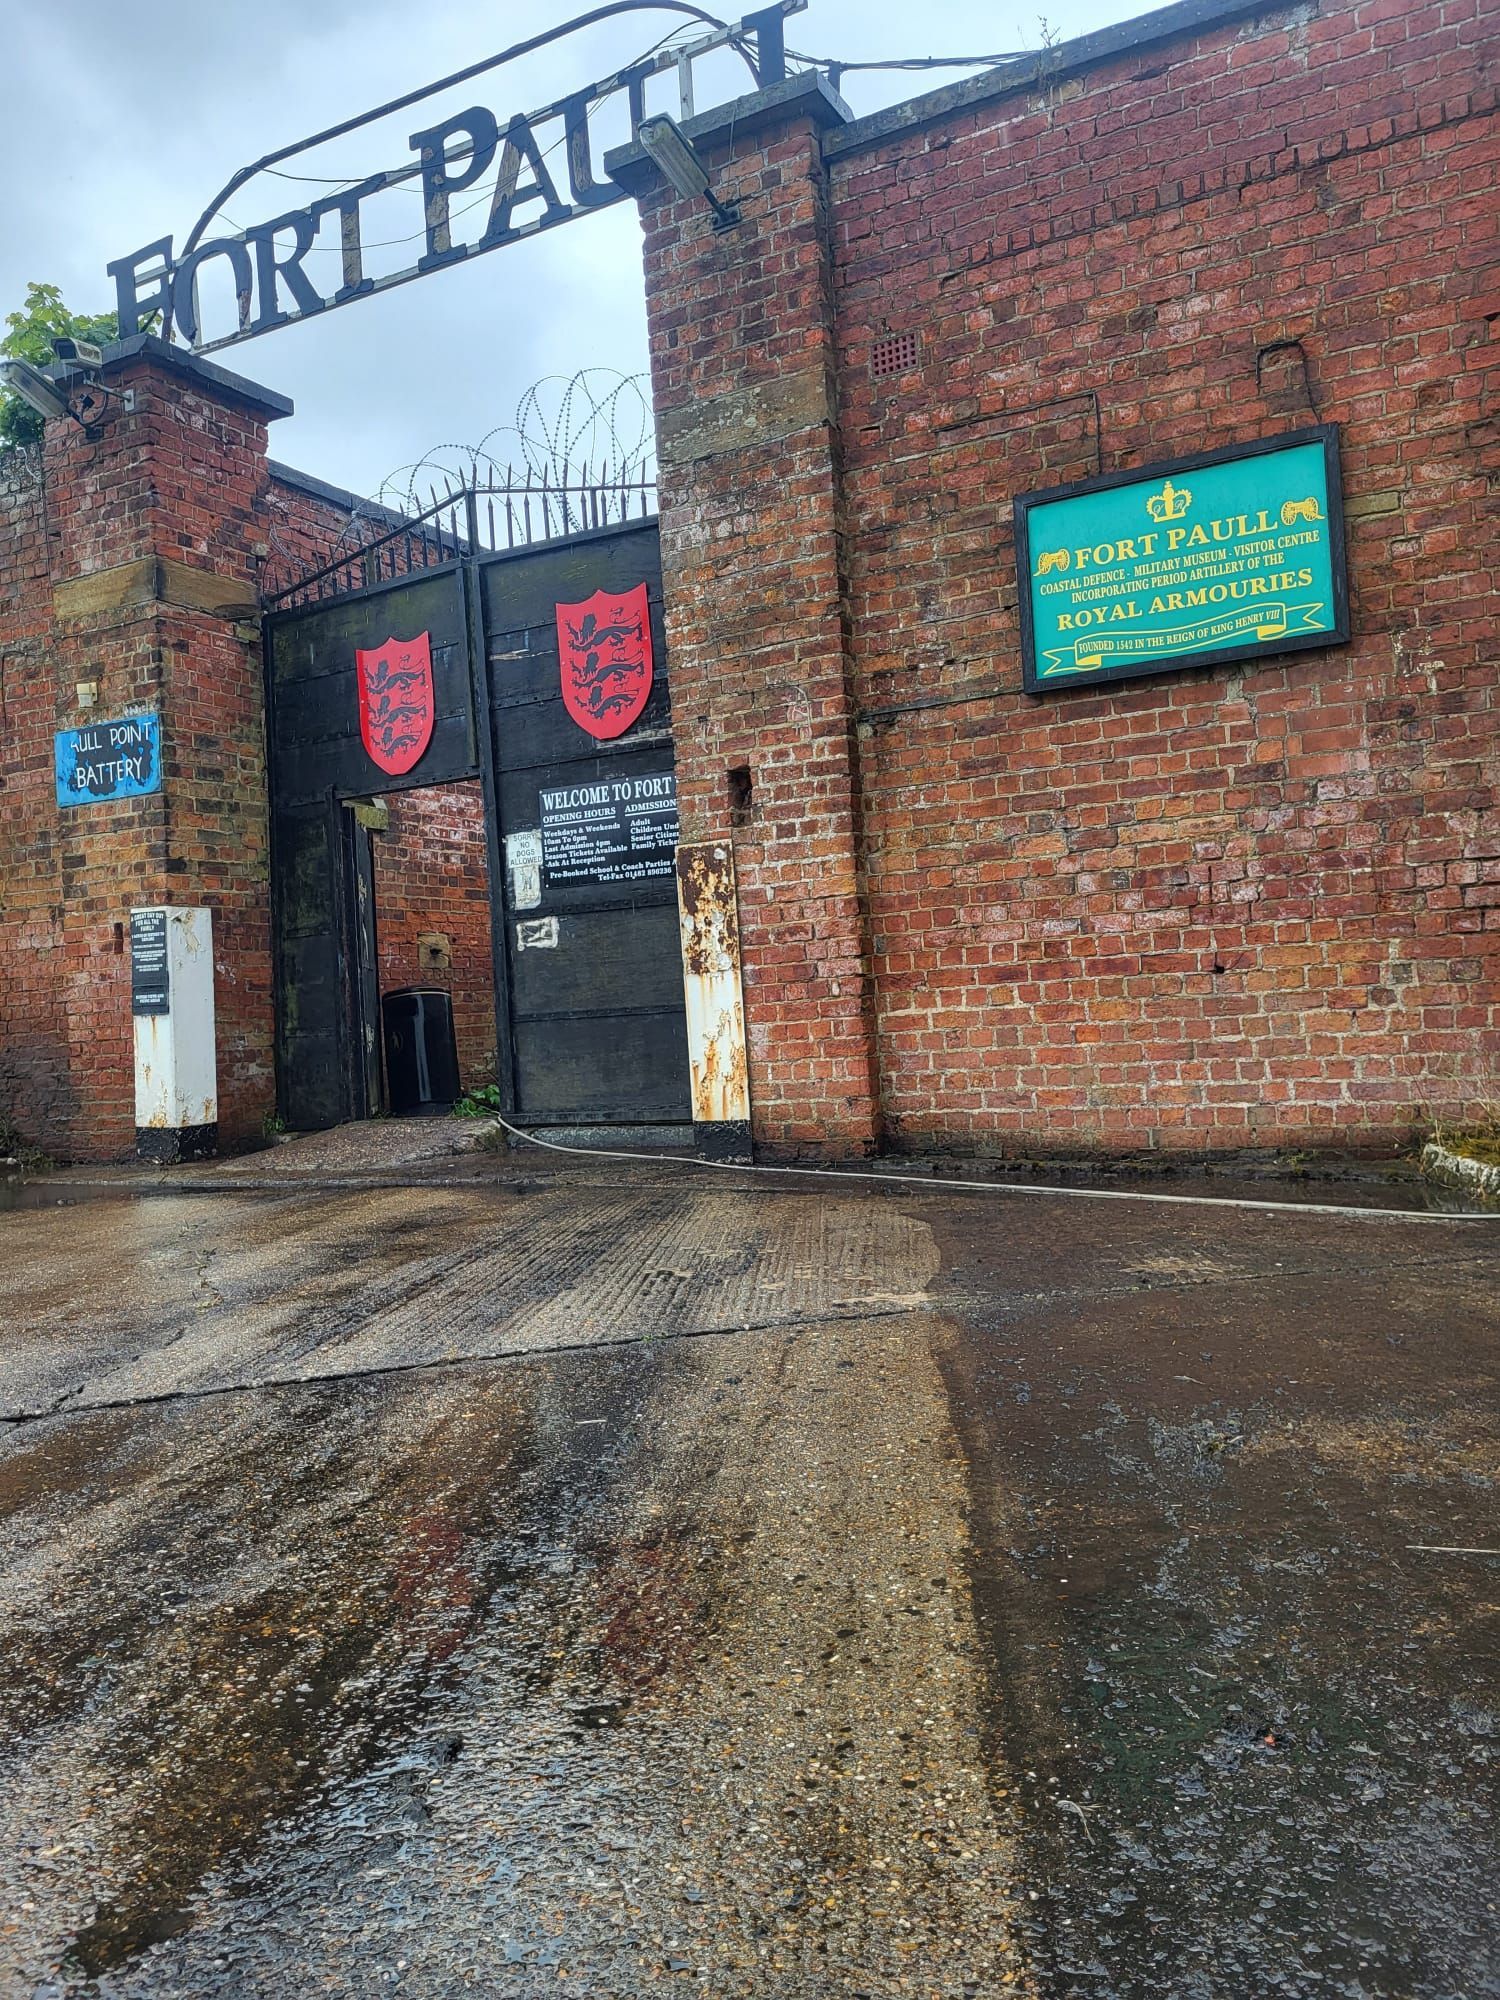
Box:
370;779;496;1105
263;498;689;1134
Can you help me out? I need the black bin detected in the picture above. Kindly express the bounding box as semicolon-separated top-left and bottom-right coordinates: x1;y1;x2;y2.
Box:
382;987;461;1112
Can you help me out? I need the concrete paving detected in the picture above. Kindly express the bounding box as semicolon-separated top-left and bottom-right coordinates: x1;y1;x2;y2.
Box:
1;1146;1496;1997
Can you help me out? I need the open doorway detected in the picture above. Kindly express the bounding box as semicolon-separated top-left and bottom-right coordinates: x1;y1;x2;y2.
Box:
365;780;496;1114
267;515;687;1136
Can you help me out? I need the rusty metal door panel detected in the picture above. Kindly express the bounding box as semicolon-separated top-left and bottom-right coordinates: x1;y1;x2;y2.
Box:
271;796;353;1131
508;904;684;1017
481;521;690;1126
511;1011;689;1123
677;841;751;1140
268;569;476;809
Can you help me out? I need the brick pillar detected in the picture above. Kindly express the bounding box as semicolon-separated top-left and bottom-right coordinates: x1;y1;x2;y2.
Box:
609;78;881;1158
0;450;70;1154
20;337;291;1159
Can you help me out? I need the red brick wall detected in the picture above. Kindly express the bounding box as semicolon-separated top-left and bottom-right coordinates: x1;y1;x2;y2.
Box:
261;469;388;597
831;0;1497;1157
0;359;352;1161
0;372;204;1163
264;479;356;589
0;452;72;1149
372;782;497;1094
637;0;1499;1159
640;109;883;1155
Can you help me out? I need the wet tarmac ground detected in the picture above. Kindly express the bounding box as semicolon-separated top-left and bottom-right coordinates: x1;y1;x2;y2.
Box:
0;1154;1496;1997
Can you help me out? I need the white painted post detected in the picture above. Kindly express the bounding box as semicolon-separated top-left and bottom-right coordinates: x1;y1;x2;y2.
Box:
675;841;751;1160
131;906;218;1163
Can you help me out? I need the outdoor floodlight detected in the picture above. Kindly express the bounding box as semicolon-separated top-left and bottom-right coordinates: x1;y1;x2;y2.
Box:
636;114;741;231
0;358;71;423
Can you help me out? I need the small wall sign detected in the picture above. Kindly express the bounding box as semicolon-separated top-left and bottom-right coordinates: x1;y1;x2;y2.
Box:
130;909;170;1015
1015;426;1349;694
54;713;162;806
505;828;543;910
540;772;678;886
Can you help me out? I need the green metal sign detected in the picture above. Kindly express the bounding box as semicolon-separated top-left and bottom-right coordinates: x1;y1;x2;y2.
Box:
1015;426;1349;694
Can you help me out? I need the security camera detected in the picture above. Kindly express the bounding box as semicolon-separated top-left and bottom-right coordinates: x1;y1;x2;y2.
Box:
0;357;71;422
52;336;105;368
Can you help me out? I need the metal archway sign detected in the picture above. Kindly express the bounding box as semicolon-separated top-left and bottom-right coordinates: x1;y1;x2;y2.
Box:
107;2;800;357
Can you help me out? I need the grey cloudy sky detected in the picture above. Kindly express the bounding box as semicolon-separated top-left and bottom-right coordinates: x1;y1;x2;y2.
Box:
5;0;1142;498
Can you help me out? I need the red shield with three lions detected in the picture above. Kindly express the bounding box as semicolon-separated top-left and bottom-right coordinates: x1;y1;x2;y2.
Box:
355;632;435;777
555;583;653;740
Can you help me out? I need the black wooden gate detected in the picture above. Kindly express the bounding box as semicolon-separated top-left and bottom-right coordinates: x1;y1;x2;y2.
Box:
263;495;689;1133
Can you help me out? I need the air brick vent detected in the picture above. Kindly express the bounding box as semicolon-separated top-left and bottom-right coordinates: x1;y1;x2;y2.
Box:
870;330;919;380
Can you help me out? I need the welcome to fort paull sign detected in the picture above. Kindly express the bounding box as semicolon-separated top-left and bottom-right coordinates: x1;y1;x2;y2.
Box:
1015;427;1349;694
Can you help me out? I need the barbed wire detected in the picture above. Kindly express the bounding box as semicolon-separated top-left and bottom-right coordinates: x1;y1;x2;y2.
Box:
373;367;655;514
260;368;659;596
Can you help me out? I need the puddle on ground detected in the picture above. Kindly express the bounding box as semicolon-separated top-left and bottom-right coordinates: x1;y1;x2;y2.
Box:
932;1206;1500;2000
1;1170;1494;1996
0;1231;1029;1997
18;1377;579;1982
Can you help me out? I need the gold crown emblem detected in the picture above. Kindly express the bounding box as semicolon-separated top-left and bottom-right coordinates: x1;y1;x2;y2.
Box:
1145;478;1192;523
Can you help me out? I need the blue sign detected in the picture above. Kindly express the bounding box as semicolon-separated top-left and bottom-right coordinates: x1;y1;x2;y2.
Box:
54;713;162;807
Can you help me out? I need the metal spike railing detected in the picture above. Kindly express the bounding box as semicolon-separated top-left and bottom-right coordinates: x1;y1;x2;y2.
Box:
261;455;657;610
468;455;655;553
